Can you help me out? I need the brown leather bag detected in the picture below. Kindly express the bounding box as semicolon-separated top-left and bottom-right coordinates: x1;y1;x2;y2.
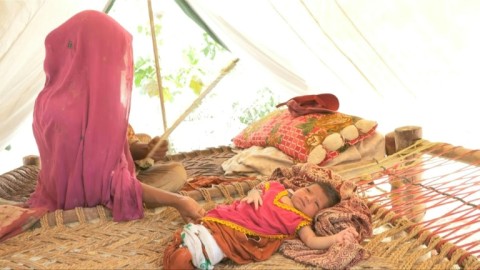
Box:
276;93;339;117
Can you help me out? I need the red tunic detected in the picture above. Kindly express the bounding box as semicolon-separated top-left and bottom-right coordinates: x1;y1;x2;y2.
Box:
164;181;313;267
203;181;311;238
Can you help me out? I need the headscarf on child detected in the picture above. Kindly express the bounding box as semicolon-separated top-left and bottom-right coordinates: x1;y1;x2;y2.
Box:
270;163;372;269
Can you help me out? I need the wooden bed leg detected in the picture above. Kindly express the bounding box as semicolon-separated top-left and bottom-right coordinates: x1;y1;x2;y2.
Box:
385;132;396;156
390;126;426;223
23;155;40;166
394;126;423;152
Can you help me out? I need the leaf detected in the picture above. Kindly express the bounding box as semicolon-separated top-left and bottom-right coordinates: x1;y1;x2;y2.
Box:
189;75;204;95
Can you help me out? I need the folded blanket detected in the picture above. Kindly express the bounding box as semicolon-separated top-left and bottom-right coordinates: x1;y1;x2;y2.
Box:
223;132;385;178
222;146;294;176
270;163;373;270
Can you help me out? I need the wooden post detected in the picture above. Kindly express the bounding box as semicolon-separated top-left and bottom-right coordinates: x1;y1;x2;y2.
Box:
390;126;425;223
147;0;168;132
394;126;423;152
23;155;40;166
385;131;396;156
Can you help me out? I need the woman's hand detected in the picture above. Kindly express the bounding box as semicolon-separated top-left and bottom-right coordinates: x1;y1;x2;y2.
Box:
140;183;205;223
147;137;168;162
176;196;206;223
240;188;263;210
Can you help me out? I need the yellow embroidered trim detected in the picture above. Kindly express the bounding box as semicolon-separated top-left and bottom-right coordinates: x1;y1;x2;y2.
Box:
296;220;311;233
264;181;270;191
273;190;312;222
202;217;290;239
203;183;312;239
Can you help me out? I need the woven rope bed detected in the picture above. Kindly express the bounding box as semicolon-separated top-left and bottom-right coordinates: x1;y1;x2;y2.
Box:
1;141;479;269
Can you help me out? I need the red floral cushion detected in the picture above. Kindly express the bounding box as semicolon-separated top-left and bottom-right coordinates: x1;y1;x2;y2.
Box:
232;109;377;165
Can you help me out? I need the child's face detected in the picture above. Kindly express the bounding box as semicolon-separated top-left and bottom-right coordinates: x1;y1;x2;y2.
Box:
291;183;329;218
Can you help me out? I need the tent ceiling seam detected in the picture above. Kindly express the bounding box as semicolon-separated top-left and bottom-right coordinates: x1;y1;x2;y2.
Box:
300;0;379;95
267;0;351;92
334;0;413;95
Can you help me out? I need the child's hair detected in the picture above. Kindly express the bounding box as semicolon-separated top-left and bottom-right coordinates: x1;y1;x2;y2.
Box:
313;181;341;208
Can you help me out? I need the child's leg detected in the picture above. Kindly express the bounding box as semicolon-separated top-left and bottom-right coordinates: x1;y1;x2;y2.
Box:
163;229;195;270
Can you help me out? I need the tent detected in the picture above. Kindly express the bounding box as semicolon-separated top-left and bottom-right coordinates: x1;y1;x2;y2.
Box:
1;1;480;268
179;0;480;150
1;0;479;167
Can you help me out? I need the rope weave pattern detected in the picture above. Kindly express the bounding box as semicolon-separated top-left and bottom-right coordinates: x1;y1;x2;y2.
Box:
1;143;479;269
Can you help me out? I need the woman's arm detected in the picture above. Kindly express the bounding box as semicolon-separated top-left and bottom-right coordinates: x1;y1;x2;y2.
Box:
129;141;149;160
129;138;168;161
141;182;205;223
298;226;358;250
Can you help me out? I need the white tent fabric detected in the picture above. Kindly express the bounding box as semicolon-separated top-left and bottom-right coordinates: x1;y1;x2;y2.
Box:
186;0;480;148
1;0;479;157
0;0;107;150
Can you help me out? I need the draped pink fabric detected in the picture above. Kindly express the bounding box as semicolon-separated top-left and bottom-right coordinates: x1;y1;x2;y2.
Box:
28;10;144;221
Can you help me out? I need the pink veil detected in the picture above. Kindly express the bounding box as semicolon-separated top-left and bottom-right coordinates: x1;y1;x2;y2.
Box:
28;10;143;221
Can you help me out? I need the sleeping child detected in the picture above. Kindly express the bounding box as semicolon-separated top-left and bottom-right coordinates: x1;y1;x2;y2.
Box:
163;177;359;269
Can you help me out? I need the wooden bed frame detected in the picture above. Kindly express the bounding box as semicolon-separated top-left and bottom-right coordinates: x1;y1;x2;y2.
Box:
0;126;479;269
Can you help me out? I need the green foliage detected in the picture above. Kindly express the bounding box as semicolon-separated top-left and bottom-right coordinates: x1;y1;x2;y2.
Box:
233;87;278;125
200;32;222;60
134;57;174;100
132;13;279;152
133;15;225;101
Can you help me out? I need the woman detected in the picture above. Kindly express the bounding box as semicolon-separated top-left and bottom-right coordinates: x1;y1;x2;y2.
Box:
28;10;204;222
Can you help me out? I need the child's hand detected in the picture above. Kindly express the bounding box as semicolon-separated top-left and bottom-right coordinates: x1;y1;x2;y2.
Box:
334;227;359;244
240;189;263;210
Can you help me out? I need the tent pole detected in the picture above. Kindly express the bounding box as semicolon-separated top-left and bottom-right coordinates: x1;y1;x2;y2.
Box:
147;0;168;132
102;0;116;13
138;58;239;164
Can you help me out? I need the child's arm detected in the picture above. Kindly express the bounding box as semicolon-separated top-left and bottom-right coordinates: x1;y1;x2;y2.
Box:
240;187;263;210
298;226;358;250
240;181;273;210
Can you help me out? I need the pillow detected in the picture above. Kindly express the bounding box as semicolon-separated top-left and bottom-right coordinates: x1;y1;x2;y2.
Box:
232;109;377;165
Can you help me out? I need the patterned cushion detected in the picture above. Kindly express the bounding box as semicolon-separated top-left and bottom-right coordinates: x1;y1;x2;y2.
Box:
232;109;377;165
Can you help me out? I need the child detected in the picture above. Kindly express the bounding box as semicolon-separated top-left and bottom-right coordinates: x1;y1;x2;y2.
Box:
163;180;358;269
